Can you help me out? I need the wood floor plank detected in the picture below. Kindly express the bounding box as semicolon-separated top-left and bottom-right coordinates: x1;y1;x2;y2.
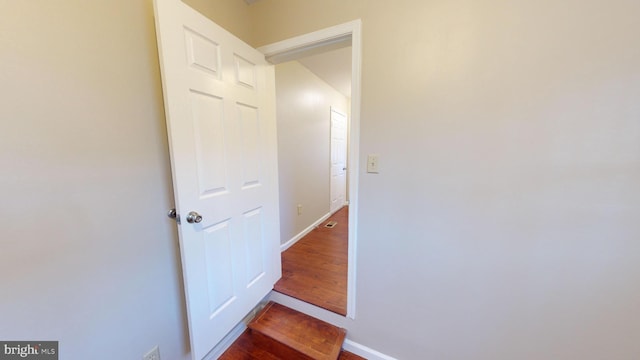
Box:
274;206;349;315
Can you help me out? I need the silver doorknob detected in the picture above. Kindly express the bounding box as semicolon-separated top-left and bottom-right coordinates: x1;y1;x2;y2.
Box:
186;211;203;224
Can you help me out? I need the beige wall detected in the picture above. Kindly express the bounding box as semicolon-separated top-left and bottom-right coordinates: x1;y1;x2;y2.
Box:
275;61;349;244
251;1;640;359
0;0;248;359
2;0;640;359
183;0;253;43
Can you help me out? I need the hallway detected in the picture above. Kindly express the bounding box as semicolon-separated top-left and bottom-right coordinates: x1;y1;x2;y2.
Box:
274;206;349;315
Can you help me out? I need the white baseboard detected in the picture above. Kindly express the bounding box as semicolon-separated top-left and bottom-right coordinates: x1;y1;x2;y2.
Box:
203;298;272;359
343;339;398;360
203;321;246;360
280;211;332;252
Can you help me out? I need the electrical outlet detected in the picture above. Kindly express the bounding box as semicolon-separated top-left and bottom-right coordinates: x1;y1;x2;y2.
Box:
143;346;161;360
297;204;303;215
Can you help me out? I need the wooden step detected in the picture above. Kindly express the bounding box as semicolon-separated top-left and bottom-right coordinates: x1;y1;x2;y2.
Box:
219;329;366;360
218;330;280;359
246;301;347;360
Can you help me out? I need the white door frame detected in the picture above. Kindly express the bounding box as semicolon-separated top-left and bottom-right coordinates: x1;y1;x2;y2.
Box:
258;20;362;319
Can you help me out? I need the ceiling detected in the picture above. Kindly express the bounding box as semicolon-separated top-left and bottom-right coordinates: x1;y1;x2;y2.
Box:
297;46;352;98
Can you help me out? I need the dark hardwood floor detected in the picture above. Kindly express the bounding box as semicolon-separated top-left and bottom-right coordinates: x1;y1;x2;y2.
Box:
274;206;348;315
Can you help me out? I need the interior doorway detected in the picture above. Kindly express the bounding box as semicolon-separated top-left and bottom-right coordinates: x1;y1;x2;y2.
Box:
259;21;362;318
272;47;351;315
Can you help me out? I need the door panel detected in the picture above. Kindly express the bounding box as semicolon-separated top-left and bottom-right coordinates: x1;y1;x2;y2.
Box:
191;91;228;196
237;103;261;187
203;221;234;315
154;0;280;358
243;207;265;285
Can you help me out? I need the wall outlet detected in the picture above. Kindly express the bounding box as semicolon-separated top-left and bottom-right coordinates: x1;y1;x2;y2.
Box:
143;346;161;360
297;204;303;215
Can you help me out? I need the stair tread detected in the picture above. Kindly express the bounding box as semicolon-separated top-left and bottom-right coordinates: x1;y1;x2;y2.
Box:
218;330;281;360
248;301;347;360
219;329;367;360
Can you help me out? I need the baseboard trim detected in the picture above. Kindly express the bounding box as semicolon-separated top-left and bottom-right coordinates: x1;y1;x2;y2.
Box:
203;298;271;359
203;321;246;360
343;339;398;360
280;211;332;252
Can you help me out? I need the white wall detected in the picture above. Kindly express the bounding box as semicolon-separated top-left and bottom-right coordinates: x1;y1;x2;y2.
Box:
276;61;349;244
249;1;640;359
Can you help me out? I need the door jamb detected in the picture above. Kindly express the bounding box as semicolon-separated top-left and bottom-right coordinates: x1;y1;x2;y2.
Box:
258;19;362;319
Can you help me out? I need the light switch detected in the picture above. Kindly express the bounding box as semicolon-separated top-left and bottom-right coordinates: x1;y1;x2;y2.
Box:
367;154;379;173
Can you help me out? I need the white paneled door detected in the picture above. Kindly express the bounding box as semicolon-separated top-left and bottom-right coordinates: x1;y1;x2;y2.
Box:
153;0;280;359
330;108;348;213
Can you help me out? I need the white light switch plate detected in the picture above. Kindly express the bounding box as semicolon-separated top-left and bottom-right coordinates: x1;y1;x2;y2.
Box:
367;154;379;173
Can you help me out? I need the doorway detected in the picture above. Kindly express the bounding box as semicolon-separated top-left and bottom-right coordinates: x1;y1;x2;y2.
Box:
258;21;362;318
273;46;351;315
